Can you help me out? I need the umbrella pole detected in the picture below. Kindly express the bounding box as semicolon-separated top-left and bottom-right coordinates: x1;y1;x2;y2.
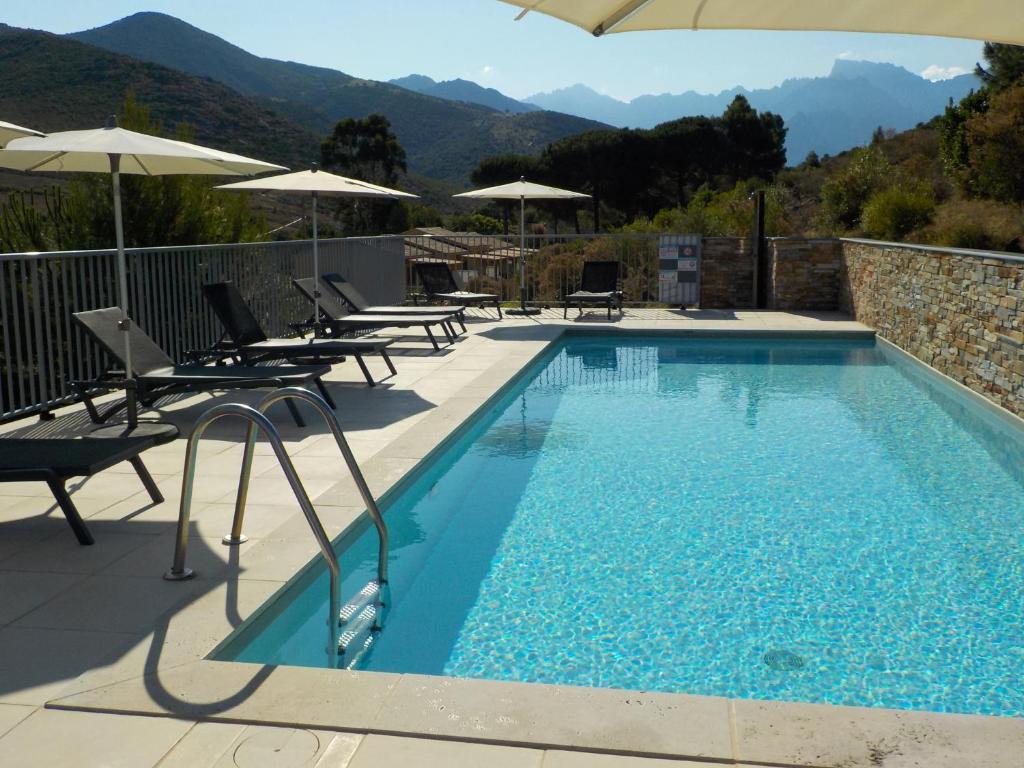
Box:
311;191;320;335
520;195;526;311
110;155;137;429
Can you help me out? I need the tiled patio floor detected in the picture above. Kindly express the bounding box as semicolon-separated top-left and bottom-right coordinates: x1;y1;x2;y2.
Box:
2;309;1020;767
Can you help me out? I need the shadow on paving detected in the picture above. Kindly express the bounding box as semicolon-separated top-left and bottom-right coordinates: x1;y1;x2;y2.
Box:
0;515;280;716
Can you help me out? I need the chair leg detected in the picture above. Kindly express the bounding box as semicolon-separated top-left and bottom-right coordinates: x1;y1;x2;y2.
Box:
128;456;163;504
314;378;337;408
424;325;440;351
444;321;457;343
285;397;307;427
46;477;94;545
457;312;467;333
353;354;375;387
563;300;568;319
607;301;612;321
381;350;397;376
495;300;503;319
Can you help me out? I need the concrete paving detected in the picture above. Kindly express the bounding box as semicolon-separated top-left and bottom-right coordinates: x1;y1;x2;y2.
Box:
2;309;1019;767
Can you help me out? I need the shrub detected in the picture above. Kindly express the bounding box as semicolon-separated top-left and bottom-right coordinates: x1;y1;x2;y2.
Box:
819;146;892;232
861;185;936;241
922;199;1024;252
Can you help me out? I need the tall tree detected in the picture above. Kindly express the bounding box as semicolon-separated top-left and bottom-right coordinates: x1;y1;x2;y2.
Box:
470;154;537;235
975;43;1024;92
321;114;409;235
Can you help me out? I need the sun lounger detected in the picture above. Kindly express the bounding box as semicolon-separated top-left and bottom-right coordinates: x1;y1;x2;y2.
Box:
0;435;170;545
321;273;467;334
201;281;397;386
564;261;624;320
292;278;457;351
72;307;331;427
413;262;502;318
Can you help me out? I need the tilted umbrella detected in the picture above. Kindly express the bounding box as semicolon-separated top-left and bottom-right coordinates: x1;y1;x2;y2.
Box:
0;117;286;428
454;177;589;315
216;166;418;328
0;120;44;148
498;0;1024;44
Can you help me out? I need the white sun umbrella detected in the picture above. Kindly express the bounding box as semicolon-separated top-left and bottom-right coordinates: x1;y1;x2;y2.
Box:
498;0;1024;44
454;177;589;314
0;117;286;428
216;166;418;328
0;120;44;148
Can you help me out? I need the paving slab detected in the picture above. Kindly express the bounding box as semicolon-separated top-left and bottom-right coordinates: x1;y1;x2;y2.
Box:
0;707;191;768
349;734;542;768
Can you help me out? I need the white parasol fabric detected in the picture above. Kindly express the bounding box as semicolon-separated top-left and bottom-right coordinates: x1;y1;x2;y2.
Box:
0;120;44;148
0;118;286;426
455;177;589;313
217;167;417;324
499;0;1024;45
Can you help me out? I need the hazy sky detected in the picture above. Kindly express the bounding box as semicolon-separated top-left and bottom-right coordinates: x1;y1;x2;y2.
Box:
4;1;985;101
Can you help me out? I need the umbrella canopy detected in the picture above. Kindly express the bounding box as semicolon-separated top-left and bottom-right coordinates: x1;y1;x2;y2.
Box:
454;177;589;313
0;120;43;148
0;125;284;176
0;118;286;427
454;178;591;201
217;167;417;324
499;0;1024;44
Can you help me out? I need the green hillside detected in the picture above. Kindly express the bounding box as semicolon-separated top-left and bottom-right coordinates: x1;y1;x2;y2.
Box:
0;24;319;169
70;12;609;183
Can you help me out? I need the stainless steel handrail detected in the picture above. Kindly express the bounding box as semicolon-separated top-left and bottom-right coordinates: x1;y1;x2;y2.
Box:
163;401;342;668
226;387;389;587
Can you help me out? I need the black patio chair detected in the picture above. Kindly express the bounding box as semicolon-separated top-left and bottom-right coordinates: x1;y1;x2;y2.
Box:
564;261;624;320
72;307;331;427
413;262;503;319
201;281;397;386
321;273;467;334
0;435;170;545
292;277;457;351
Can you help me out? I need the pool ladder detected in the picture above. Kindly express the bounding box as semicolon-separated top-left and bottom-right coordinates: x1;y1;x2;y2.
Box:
163;387;389;670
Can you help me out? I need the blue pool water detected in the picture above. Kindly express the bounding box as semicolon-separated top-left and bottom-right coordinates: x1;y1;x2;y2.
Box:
221;336;1024;717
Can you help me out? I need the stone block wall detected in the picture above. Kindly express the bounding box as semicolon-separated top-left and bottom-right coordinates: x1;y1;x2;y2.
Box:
700;237;754;308
840;240;1024;416
768;238;842;311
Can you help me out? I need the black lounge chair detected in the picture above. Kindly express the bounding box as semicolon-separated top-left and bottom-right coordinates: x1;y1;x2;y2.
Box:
564;261;624;320
0;435;169;545
321;273;467;334
292;277;457;351
413;262;502;319
72;307;331;427
201;281;397;386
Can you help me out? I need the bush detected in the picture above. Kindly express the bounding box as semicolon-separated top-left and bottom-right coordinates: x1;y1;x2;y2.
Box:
860;185;936;241
819;146;892;231
921;199;1024;252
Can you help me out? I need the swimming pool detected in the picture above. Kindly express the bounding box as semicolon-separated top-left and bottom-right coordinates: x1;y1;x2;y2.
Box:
217;335;1024;717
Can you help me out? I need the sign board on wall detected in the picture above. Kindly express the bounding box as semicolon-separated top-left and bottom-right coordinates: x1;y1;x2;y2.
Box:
658;235;701;306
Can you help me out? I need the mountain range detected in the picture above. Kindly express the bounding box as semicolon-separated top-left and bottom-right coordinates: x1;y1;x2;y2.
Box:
530;60;979;160
393;61;979;162
64;12;604;184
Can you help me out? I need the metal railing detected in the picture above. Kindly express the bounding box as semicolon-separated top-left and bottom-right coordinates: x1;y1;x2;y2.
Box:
404;233;669;305
164;388;390;669
0;236;405;421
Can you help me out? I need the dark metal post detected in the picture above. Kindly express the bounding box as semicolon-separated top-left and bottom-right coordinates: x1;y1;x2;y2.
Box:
753;190;768;309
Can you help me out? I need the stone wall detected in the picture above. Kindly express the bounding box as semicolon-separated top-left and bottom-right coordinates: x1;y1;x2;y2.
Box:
840;239;1024;416
768;238;842;311
700;237;754;308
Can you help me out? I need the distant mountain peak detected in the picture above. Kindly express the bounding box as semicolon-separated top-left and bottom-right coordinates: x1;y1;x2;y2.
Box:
388;73;539;114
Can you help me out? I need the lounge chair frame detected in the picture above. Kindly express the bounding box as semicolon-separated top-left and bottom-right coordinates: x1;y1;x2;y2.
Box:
0;437;167;545
564;261;624;320
72;308;331;427
292;278;457;351
413;262;503;319
321;272;468;334
200;281;397;387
